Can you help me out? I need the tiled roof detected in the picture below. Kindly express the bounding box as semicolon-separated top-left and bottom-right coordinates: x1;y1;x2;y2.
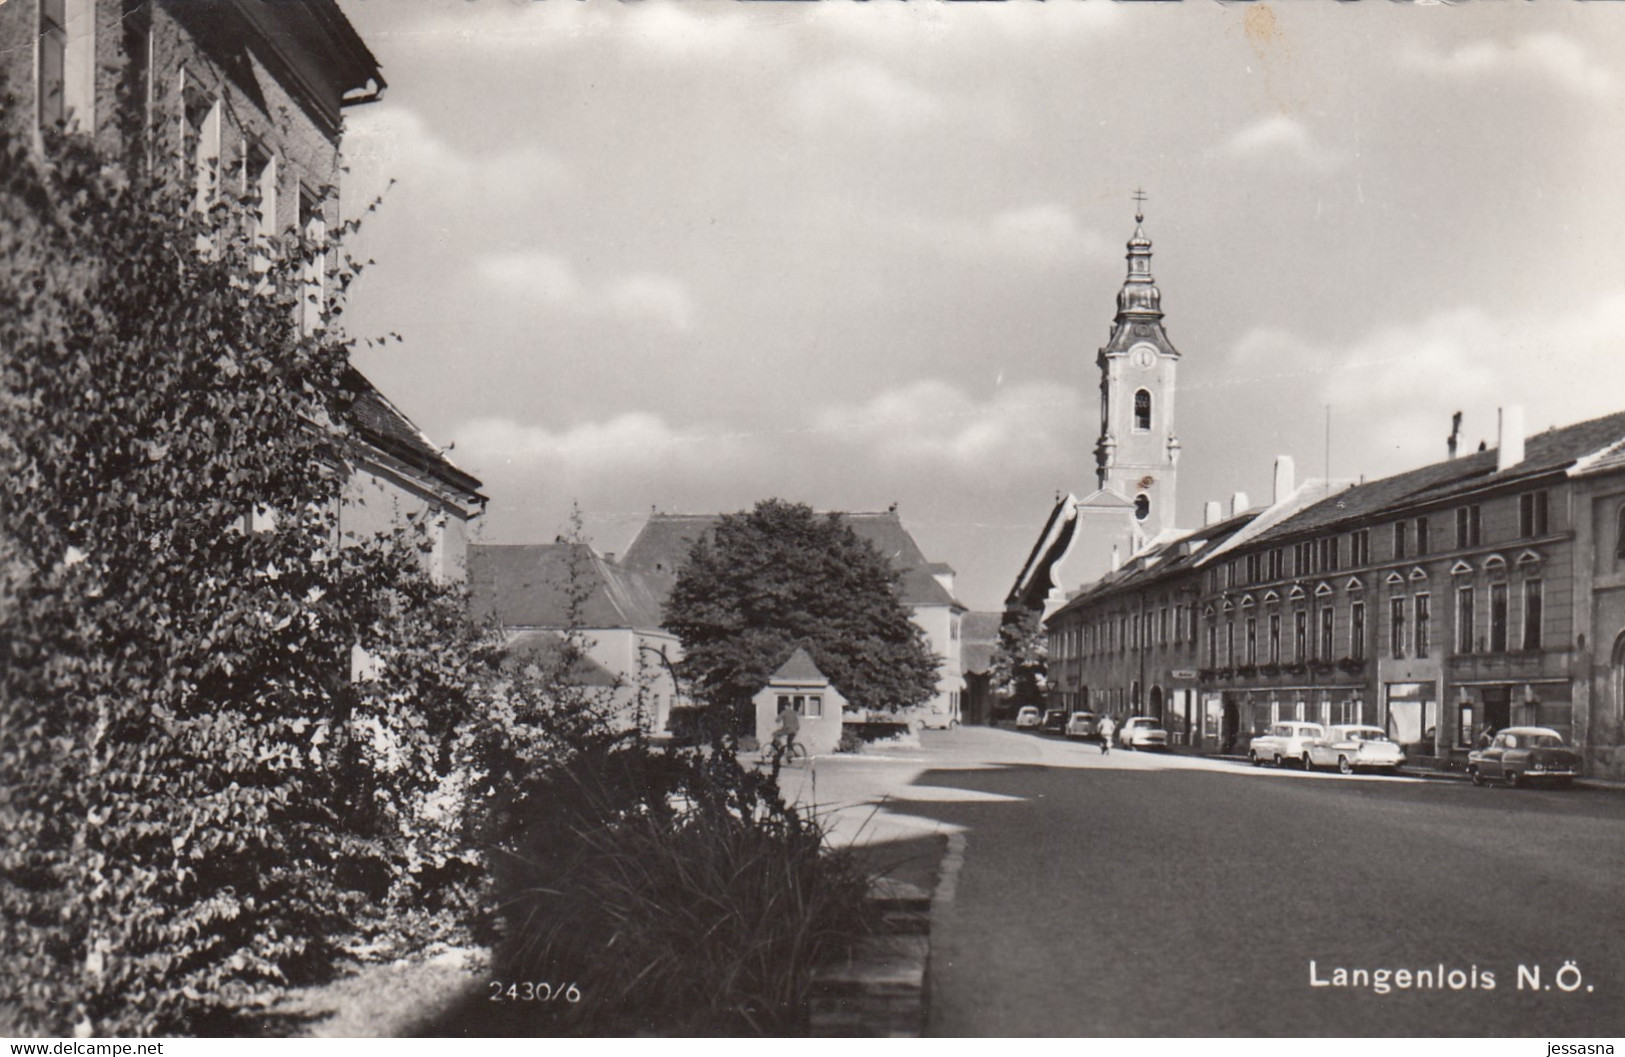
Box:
619;510;959;609
341;368;485;501
469;543;666;630
771;647;827;684
1251;409;1625;545
1048;508;1258;622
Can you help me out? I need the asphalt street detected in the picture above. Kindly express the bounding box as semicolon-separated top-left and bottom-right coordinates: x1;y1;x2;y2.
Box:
791;727;1625;1037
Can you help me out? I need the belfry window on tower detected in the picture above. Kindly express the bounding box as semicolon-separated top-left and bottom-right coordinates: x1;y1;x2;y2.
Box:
1135;494;1151;522
1134;389;1152;432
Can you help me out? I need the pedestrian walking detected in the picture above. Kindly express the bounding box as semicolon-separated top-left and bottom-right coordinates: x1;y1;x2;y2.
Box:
1097;714;1116;755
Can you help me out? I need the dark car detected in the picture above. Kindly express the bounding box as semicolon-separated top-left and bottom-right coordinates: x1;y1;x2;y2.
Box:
1467;726;1581;788
1040;708;1070;735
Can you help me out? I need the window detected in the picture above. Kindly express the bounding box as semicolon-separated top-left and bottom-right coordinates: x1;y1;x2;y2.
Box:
1269;613;1281;664
1246;553;1261;584
1320;537;1340;573
1294;542;1311;578
1134;493;1150;522
1226;619;1236;668
38;0;67;130
1269;548;1285;580
183;86;222;214
300;187;327;334
1207;620;1217;667
1490;583;1509;652
950;616;960;641
1390;597;1407;660
1416;517;1430;556
1393;522;1408;561
1159;607;1169;646
1134;389;1152;431
1351;530;1370;567
804;694;823;719
1119;617;1127;653
1522;580;1543;650
1415;593;1430;658
1456;504;1482;549
1618;504;1625;560
1519;491;1549;538
245;144;277;274
1351;601;1366;660
1294;610;1308;662
1456;586;1475;654
1320;605;1334;660
1246;617;1258;666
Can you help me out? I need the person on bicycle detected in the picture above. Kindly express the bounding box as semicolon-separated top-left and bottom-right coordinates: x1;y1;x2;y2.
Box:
772;700;801;757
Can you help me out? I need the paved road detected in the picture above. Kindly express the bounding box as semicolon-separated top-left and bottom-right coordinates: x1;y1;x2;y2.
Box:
806;727;1625;1037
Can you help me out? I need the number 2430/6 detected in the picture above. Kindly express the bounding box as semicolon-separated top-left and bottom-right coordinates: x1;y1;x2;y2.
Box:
489;981;582;1003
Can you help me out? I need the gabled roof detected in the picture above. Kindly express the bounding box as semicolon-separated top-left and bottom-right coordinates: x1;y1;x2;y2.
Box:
1047;508;1258;624
341;368;485;504
619;510;960;610
469;543;666;630
1252;409;1625;545
770;647;827;685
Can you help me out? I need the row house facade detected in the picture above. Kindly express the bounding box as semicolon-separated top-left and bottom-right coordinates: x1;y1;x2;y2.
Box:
3;0;485;579
1047;408;1625;779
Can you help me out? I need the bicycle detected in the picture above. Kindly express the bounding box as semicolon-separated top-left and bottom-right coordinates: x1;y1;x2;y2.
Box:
761;735;809;767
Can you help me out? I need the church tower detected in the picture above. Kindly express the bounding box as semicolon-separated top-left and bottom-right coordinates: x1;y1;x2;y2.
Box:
1094;196;1181;542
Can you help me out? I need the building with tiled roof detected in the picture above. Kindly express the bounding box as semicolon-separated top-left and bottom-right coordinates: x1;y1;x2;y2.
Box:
1043;406;1625;779
5;0;485;584
469;543;683;735
620;508;970;728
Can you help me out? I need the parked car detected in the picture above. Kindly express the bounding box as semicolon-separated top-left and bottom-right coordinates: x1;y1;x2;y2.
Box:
1305;725;1405;774
1015;706;1042;731
1040;708;1070;735
1467;726;1581;788
1248;722;1327;768
1065;711;1100;739
1119;716;1169;751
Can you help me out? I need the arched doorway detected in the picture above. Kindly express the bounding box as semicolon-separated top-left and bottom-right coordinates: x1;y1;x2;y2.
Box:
1221;697;1240;754
1149;685;1164;724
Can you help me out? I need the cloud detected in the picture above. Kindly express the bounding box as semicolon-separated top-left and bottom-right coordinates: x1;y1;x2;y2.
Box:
474;251;696;331
1220;114;1337;172
790;61;941;131
341;106;568;215
455;412;733;474
1400;33;1618;98
1222;291;1625;474
812;379;1087;472
850;202;1111;271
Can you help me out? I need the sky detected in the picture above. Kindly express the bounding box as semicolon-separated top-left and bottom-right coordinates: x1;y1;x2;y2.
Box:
333;0;1625;612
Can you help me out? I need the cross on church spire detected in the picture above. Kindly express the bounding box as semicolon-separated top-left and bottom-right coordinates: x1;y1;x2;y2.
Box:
1132;188;1147;223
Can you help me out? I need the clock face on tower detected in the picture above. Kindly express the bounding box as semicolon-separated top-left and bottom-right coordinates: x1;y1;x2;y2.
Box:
1130;346;1156;370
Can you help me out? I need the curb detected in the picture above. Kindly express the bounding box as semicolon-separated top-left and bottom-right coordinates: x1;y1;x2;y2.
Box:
808;876;933;1037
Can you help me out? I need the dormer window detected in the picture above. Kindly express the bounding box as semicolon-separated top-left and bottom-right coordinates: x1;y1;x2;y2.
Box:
1134;389;1152;432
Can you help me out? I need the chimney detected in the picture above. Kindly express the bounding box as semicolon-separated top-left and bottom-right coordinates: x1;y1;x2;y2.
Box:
1230;491;1250;518
1203;500;1222;527
1272;456;1296;505
1497;406;1525;472
1447;411;1462;459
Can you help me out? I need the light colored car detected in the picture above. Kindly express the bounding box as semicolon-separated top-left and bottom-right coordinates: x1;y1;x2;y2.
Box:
1119;716;1168;751
1248;722;1327;769
1306;724;1405;775
1467;726;1581;788
1065;711;1100;739
1015;706;1042;731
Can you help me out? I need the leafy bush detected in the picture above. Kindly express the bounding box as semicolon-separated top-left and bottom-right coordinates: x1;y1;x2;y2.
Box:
480;741;874;1036
0;117;505;1035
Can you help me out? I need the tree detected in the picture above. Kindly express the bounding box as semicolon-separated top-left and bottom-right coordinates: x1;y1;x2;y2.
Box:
663;499;939;721
990;607;1048;712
